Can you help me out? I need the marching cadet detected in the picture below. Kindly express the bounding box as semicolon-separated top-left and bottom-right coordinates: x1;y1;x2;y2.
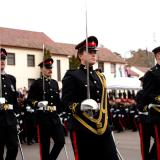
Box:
25;94;37;145
27;56;65;160
140;46;160;160
61;36;119;160
136;76;154;160
0;48;19;160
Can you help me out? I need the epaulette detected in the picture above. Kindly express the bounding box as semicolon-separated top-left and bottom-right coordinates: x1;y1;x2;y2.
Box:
95;70;106;79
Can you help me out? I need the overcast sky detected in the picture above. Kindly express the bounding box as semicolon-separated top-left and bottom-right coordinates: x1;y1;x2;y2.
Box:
0;0;160;57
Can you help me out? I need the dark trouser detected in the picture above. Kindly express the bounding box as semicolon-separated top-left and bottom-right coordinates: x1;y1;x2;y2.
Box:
153;123;160;160
38;120;65;160
150;109;160;160
26;117;37;144
70;127;119;160
138;121;156;160
0;126;18;160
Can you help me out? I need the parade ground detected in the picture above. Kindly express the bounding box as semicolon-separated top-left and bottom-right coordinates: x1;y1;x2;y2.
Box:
16;130;142;160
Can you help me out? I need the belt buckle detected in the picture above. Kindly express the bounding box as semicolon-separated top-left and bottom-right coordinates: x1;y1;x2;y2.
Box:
47;106;56;112
3;104;9;110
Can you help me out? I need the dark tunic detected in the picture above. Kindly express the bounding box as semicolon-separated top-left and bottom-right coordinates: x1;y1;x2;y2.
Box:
27;76;65;160
140;64;160;160
0;73;18;160
62;64;119;160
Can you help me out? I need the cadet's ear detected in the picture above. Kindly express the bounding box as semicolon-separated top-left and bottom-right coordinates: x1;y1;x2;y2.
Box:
77;53;83;61
78;54;82;59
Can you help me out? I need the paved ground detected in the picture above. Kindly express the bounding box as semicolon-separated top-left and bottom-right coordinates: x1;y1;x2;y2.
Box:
15;130;141;160
114;130;141;160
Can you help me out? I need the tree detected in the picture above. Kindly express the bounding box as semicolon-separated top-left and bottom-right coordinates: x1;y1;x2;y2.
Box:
44;48;52;60
69;55;80;69
126;49;155;67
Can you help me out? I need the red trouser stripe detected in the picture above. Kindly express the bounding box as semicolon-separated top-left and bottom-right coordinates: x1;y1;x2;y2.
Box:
154;125;160;160
139;123;144;160
37;125;43;160
72;131;79;160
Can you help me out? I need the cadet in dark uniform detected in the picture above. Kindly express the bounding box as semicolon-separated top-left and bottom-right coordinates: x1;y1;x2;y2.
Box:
0;48;19;160
136;76;154;160
141;46;160;160
61;36;119;160
27;57;65;160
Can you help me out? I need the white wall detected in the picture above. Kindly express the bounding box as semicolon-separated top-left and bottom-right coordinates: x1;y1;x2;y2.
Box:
4;47;69;90
52;56;69;89
4;46;125;90
5;47;41;89
103;62;126;82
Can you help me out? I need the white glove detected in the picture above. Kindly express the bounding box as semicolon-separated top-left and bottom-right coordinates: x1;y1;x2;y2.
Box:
37;101;48;108
26;106;34;113
148;103;160;109
26;106;31;110
0;97;5;104
80;99;99;111
15;113;20;118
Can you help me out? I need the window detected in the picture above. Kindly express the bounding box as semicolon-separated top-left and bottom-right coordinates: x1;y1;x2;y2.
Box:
27;55;35;67
57;60;61;81
110;63;116;74
98;61;104;72
28;79;35;89
7;53;15;65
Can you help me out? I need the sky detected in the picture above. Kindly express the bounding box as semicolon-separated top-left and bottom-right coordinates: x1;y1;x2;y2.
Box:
0;0;160;58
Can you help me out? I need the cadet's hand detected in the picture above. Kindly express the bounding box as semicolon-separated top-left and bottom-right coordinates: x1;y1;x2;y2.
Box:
0;97;5;109
26;106;34;113
37;101;48;108
155;95;160;103
14;113;23;133
80;99;99;111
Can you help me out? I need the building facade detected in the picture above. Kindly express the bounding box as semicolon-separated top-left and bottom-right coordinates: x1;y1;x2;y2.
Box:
1;27;126;90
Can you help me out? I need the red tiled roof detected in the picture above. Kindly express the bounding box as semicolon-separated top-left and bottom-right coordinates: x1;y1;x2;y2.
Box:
0;27;126;63
55;42;77;57
125;67;139;77
134;66;149;73
0;27;66;55
97;47;125;63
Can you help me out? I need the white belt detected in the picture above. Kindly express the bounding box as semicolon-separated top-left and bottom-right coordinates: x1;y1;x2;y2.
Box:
138;111;148;115
3;104;13;110
38;106;56;112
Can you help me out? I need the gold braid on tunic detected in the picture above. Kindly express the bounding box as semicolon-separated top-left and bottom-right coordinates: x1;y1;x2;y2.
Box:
69;71;108;135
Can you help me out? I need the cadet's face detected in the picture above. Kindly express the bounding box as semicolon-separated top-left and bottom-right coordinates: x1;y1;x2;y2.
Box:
79;50;97;65
0;59;6;71
41;67;52;77
155;52;160;64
